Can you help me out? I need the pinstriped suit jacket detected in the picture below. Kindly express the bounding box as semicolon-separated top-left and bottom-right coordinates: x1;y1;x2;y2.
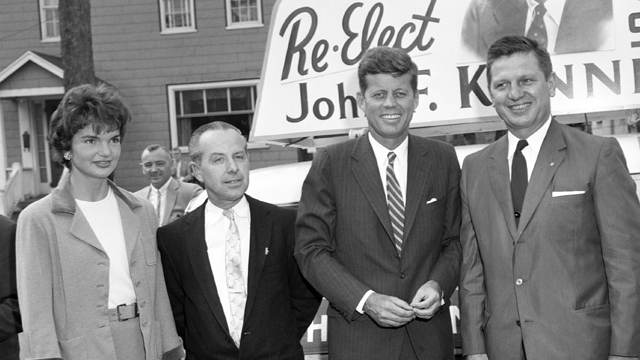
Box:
295;134;461;360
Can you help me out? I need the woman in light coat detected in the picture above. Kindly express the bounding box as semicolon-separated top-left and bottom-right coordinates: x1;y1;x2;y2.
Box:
16;83;183;360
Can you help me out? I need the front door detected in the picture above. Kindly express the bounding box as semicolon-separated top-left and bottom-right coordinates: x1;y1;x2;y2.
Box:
33;99;63;193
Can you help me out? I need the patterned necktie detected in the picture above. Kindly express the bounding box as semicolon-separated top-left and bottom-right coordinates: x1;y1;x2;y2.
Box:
511;140;529;227
222;209;246;347
526;0;548;49
156;189;162;226
386;152;405;256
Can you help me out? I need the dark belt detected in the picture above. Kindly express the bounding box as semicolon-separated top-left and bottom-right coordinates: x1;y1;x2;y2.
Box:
108;303;139;322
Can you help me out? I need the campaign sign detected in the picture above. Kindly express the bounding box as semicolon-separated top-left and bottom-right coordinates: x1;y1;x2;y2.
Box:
251;0;640;141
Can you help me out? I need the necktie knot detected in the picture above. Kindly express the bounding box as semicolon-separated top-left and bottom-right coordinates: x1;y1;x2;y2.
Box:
516;140;529;152
223;209;235;221
387;152;397;165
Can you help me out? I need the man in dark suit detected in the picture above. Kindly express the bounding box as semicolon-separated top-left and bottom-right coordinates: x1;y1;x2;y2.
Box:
460;0;613;61
135;144;202;226
158;122;320;359
459;36;640;360
295;46;462;360
0;215;20;360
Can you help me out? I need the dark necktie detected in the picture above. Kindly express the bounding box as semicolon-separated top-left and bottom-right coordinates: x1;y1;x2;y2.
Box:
526;0;548;49
511;140;529;227
386;152;405;256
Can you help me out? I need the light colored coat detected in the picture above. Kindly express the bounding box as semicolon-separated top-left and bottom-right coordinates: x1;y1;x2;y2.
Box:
134;178;202;226
16;175;183;360
459;120;640;359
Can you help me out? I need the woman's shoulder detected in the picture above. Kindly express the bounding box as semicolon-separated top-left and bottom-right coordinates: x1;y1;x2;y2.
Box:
18;193;55;218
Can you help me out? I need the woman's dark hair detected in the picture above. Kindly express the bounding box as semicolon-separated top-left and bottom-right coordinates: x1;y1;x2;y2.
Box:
48;83;131;168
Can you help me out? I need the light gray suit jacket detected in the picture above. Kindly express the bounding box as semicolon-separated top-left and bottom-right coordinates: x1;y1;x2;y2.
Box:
459;120;640;359
135;178;202;226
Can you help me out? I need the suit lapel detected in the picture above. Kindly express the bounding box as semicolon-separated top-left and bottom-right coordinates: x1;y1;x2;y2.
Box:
484;0;527;51
163;178;179;225
487;137;518;241
69;210;105;253
351;136;394;244
516;120;565;240
403;135;430;242
185;205;232;337
244;196;270;321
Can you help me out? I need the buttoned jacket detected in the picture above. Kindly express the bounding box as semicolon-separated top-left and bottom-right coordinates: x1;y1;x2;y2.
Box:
295;135;462;360
16;175;183;360
459;120;640;359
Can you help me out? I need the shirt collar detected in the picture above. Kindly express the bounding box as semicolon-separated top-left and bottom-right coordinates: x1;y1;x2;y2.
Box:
526;0;565;25
153;177;172;194
368;133;409;165
507;115;552;159
205;195;250;221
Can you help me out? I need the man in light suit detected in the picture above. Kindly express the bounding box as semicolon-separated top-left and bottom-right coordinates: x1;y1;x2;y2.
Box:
135;144;202;226
157;122;320;359
171;147;193;182
295;46;462;360
459;36;640;360
0;215;20;360
460;0;613;62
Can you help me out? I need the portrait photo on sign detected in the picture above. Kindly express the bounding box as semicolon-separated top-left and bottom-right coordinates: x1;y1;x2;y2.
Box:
459;0;614;62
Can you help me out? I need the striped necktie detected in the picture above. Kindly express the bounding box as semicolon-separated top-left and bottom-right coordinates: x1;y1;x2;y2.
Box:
386;152;405;256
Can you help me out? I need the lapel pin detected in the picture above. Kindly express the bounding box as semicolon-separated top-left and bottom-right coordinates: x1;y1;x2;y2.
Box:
265;247;269;255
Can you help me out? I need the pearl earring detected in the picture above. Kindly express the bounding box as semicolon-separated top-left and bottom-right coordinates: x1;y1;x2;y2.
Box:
64;152;72;161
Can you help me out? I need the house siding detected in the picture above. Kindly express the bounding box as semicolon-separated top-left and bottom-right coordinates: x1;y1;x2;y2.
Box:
0;0;298;193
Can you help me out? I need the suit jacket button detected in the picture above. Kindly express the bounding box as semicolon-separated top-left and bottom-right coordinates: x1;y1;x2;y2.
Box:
514;212;521;218
400;273;406;279
515;278;523;286
516;320;521;326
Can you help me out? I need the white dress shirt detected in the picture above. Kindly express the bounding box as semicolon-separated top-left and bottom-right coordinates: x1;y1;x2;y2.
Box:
507;115;553;181
204;196;251;333
525;0;566;54
147;178;171;225
76;187;137;308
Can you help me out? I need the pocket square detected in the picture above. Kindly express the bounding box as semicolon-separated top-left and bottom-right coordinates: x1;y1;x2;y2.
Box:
552;191;585;197
426;198;437;204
